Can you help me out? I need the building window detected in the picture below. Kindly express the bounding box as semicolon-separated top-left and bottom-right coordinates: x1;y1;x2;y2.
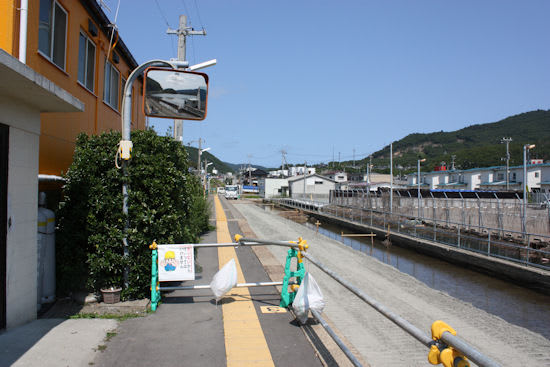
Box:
38;0;67;70
512;173;516;181
535;172;539;178
315;181;323;185
103;60;120;110
497;173;504;180
78;32;96;92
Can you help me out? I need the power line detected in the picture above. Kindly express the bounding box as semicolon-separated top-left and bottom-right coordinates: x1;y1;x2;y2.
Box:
180;0;191;19
193;0;205;29
154;0;171;27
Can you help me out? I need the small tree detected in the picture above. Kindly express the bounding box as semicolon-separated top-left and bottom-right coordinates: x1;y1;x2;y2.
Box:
56;130;210;299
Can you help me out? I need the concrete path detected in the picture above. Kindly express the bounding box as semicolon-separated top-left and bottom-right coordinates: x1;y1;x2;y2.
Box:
0;318;117;366
91;196;324;367
233;200;550;366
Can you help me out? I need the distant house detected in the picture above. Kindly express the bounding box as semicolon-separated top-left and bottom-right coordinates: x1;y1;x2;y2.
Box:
288;174;336;203
258;178;289;199
406;163;548;196
242;168;268;186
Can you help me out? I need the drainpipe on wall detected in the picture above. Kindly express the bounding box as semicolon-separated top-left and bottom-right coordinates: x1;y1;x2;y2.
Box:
19;0;28;64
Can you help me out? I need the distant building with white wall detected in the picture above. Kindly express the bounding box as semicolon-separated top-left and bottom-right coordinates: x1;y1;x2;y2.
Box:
406;163;548;194
288;174;336;203
258;178;289;198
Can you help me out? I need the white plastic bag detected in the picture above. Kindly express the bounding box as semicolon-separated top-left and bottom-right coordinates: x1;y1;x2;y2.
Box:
292;272;325;324
210;258;238;301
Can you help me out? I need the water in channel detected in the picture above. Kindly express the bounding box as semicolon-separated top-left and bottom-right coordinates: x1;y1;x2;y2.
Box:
258;204;550;340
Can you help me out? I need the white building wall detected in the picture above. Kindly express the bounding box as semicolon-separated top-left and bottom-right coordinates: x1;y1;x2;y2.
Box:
260;178;289;198
1;100;40;328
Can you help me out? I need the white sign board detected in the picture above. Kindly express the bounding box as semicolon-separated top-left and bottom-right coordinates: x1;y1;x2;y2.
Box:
158;244;195;281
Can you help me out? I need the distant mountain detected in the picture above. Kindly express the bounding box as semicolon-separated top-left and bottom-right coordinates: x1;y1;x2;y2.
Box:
347;110;550;173
222;161;270;173
183;146;235;174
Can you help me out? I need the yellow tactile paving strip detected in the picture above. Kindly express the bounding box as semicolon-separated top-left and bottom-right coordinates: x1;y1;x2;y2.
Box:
214;196;275;367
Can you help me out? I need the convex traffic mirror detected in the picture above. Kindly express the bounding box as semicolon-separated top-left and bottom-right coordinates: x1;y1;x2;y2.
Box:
143;68;208;120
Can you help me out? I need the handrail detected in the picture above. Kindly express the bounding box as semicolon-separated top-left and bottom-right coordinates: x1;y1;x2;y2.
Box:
301;251;501;367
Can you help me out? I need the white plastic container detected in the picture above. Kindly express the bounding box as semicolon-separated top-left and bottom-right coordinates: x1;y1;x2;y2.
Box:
38;192;55;304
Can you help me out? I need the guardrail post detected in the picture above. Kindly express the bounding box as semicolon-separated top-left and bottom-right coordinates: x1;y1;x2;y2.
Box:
280;247;306;307
458;226;461;248
150;242;161;311
370;209;373;226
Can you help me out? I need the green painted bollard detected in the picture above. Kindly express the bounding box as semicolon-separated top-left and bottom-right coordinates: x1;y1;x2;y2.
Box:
280;247;305;308
150;242;160;311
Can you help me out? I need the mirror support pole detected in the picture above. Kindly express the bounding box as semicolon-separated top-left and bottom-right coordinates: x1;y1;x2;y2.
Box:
120;59;188;289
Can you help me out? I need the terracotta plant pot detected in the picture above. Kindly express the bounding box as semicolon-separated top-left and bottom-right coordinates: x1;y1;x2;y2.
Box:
101;287;122;304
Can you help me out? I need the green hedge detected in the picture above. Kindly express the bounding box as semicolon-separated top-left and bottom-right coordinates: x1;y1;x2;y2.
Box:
56;130;210;299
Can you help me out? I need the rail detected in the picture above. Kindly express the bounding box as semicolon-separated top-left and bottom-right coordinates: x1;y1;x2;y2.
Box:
274;198;550;271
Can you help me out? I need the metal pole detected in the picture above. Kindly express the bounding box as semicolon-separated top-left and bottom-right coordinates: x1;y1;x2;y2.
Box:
390;143;393;214
310;309;364;367
120;59;187;288
303;252;433;346
441;331;501;367
417;159;421;219
523;144;527;235
159;281;286;291
303;252;502;367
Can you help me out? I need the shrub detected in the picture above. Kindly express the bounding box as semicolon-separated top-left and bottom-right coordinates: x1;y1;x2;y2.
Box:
56;130;210;299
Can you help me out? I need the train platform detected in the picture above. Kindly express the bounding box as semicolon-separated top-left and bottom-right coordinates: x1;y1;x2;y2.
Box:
90;194;340;366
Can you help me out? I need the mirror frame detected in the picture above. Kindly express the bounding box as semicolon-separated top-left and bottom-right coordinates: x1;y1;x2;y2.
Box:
142;67;209;121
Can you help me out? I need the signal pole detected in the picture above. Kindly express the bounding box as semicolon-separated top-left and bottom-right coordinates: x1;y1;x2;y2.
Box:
167;15;207;142
501;137;512;190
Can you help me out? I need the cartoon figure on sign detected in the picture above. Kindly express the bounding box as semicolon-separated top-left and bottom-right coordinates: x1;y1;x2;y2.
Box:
161;250;178;271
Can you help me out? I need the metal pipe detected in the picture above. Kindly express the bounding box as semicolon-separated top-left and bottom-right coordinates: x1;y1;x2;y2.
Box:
310;309;363;367
159;281;285;291
120;59;189;288
441;331;501;367
236;236;301;248
302;252;433;346
302;252;501;365
18;0;28;64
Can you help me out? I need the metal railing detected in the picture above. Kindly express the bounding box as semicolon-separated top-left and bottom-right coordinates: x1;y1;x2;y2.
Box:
235;236;502;367
273;198;550;271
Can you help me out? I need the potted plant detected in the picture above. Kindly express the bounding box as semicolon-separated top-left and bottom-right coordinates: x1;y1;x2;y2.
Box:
101;286;122;304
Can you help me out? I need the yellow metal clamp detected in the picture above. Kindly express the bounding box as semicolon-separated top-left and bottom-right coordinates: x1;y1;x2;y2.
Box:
149;241;158;250
234;234;243;243
428;321;469;367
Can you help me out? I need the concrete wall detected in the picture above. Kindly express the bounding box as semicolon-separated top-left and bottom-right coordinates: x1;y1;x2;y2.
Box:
1;99;39;328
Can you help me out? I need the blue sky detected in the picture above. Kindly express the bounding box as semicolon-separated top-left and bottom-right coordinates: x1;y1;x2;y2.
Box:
104;0;550;168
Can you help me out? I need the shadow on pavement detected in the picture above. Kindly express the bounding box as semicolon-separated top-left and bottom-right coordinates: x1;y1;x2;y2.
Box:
0;318;66;366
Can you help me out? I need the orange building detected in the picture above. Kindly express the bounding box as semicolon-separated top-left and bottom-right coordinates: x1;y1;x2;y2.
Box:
0;0;146;176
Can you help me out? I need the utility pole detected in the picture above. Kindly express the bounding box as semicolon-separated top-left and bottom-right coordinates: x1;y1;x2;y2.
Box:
353;148;356;169
248;154;252;186
390;143;393;213
501;137;512;190
167;15;206;142
451;155;456;171
197;137;202;174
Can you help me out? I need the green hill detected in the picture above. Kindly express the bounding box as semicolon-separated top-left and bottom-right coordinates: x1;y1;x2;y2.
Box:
183;146;235;174
353;110;550;173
